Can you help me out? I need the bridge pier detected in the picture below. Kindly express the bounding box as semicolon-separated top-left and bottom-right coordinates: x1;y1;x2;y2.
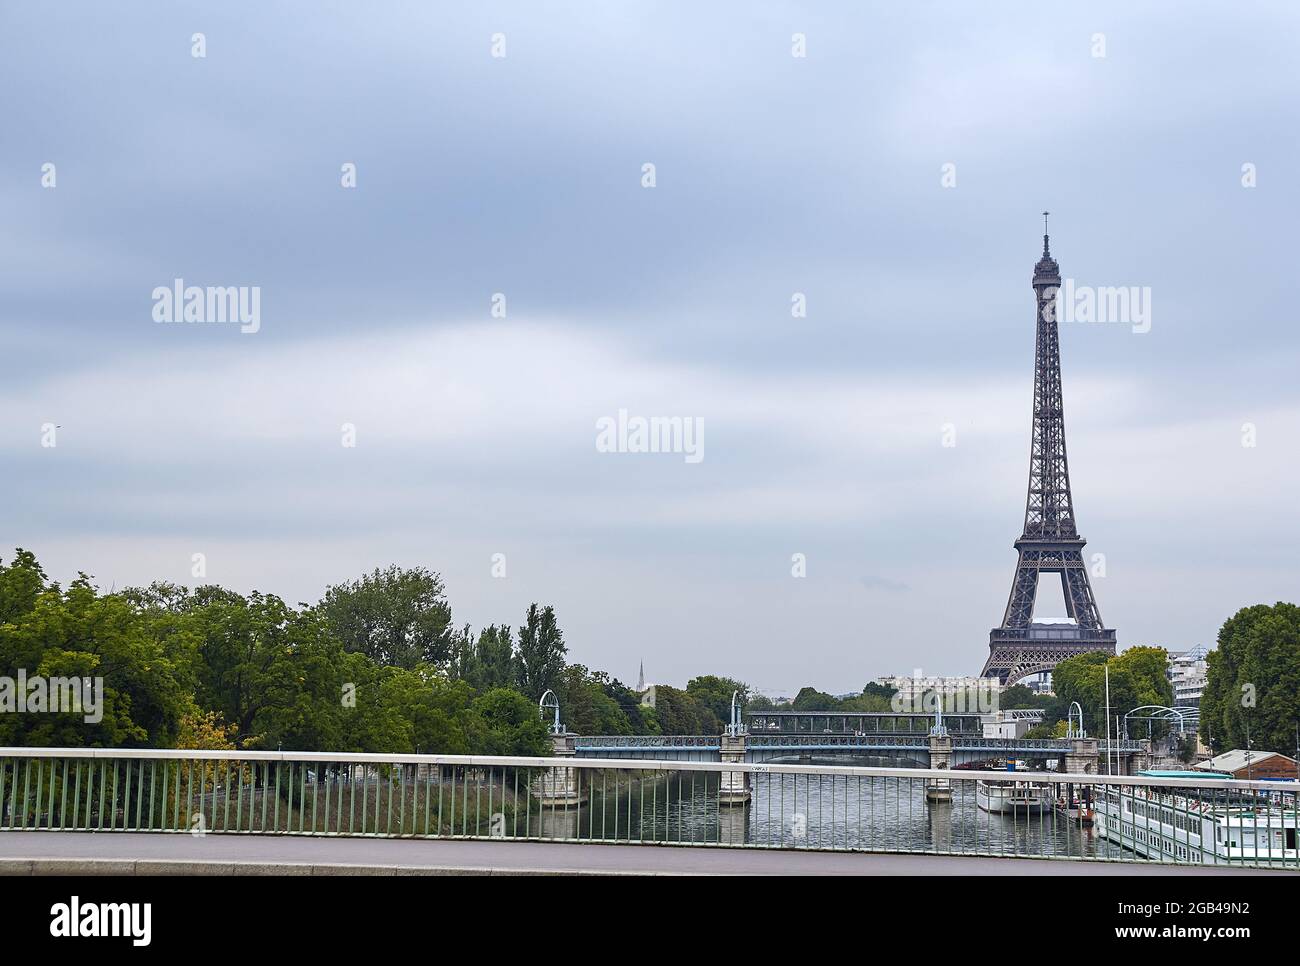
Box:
1118;739;1153;776
719;733;750;806
1063;737;1099;776
532;732;586;805
926;734;953;803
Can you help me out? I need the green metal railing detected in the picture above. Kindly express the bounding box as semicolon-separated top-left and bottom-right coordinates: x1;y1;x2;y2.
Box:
1;748;1296;868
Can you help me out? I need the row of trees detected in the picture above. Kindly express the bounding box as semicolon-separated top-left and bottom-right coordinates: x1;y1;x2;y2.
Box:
0;550;747;753
749;683;897;714
0;552;557;755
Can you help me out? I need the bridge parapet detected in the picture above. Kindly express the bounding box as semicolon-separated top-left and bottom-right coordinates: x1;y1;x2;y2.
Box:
532;732;586;805
719;734;750;805
569;734;1146;761
749;734;929;749
574;735;720;750
926;734;953;802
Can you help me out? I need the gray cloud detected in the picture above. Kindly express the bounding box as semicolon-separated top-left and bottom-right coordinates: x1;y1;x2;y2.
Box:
2;2;1298;693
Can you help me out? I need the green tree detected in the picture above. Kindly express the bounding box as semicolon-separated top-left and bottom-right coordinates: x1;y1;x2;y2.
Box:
999;684;1054;711
0;561;192;747
841;686;894;712
746;693;781;712
164;587;347;749
445;622;475;683
468;688;552;756
791;686;840;712
407;674;480;754
0;549;48;623
515;603;566;699
1051;651;1117;737
319;565;453;670
1201;602;1300;754
473;624;517;690
1051;646;1174;739
686;675;750;725
650;686;720;734
555;664;633;735
1024;719;1070;739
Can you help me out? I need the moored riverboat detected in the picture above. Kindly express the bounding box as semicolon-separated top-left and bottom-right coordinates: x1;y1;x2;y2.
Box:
1094;770;1299;866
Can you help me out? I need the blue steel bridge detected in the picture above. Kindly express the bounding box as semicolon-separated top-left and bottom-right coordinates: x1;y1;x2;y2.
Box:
572;733;1143;766
572;712;1144;767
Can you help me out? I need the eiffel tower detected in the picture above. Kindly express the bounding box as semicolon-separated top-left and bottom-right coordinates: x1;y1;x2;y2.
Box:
981;216;1116;685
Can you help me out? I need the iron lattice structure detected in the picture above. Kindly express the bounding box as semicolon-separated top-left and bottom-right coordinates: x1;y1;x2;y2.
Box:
981;223;1116;685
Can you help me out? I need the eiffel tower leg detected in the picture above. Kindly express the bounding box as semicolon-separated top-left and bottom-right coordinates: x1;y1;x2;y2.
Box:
1059;550;1103;629
1002;552;1040;628
1058;571;1079;622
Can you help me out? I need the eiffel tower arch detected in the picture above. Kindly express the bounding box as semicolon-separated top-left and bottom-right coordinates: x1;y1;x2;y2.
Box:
981;217;1117;685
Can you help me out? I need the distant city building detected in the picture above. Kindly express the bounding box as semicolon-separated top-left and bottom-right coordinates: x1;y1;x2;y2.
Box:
982;709;1047;739
1167;645;1210;708
1022;673;1055;696
874;675;1001;713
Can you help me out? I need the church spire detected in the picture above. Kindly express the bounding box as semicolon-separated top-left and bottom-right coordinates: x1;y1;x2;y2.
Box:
637;660;645;692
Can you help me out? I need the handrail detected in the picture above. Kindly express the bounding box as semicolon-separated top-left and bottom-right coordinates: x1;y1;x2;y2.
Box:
573;735;1145;750
0;747;1289;793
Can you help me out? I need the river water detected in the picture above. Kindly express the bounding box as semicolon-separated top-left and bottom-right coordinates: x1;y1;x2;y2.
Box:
532;759;1133;861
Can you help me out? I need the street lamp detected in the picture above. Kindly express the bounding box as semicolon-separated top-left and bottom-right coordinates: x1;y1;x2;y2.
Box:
1067;701;1086;739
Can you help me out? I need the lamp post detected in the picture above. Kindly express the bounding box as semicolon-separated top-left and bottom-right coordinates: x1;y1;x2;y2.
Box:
539;689;563;735
1104;664;1112;776
1067;701;1085;739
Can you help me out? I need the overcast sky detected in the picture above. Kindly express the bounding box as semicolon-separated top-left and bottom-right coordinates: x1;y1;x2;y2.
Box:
3;2;1298;696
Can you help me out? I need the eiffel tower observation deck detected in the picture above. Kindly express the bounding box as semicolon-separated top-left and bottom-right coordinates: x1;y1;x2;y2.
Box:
981;216;1117;685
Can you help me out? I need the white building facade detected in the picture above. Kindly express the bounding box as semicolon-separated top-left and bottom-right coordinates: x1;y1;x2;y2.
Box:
1167;645;1210;708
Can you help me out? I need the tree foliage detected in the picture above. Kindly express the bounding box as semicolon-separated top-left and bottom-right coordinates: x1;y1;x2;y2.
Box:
1200;602;1300;754
686;675;749;725
0;555;192;748
1050;646;1174;738
319;565;453;670
515;603;567;699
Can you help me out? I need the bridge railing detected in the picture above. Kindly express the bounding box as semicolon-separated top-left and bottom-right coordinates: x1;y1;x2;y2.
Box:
1;748;1295;869
574;736;720;749
748;734;931;748
573;735;1146;752
953;737;1144;751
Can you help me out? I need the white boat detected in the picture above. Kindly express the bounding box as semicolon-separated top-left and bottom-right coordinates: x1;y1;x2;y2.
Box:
977;779;1050;815
1094;773;1300;866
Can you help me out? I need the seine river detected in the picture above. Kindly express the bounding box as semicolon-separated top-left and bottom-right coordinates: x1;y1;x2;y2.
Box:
532;758;1133;861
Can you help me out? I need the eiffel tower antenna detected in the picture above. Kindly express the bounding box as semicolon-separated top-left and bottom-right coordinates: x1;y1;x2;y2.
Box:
980;221;1116;685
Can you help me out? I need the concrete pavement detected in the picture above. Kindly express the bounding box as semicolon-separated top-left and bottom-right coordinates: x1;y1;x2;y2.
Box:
0;832;1287;875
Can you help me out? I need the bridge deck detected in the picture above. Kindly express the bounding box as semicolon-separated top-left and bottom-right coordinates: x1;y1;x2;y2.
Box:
0;832;1271;876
